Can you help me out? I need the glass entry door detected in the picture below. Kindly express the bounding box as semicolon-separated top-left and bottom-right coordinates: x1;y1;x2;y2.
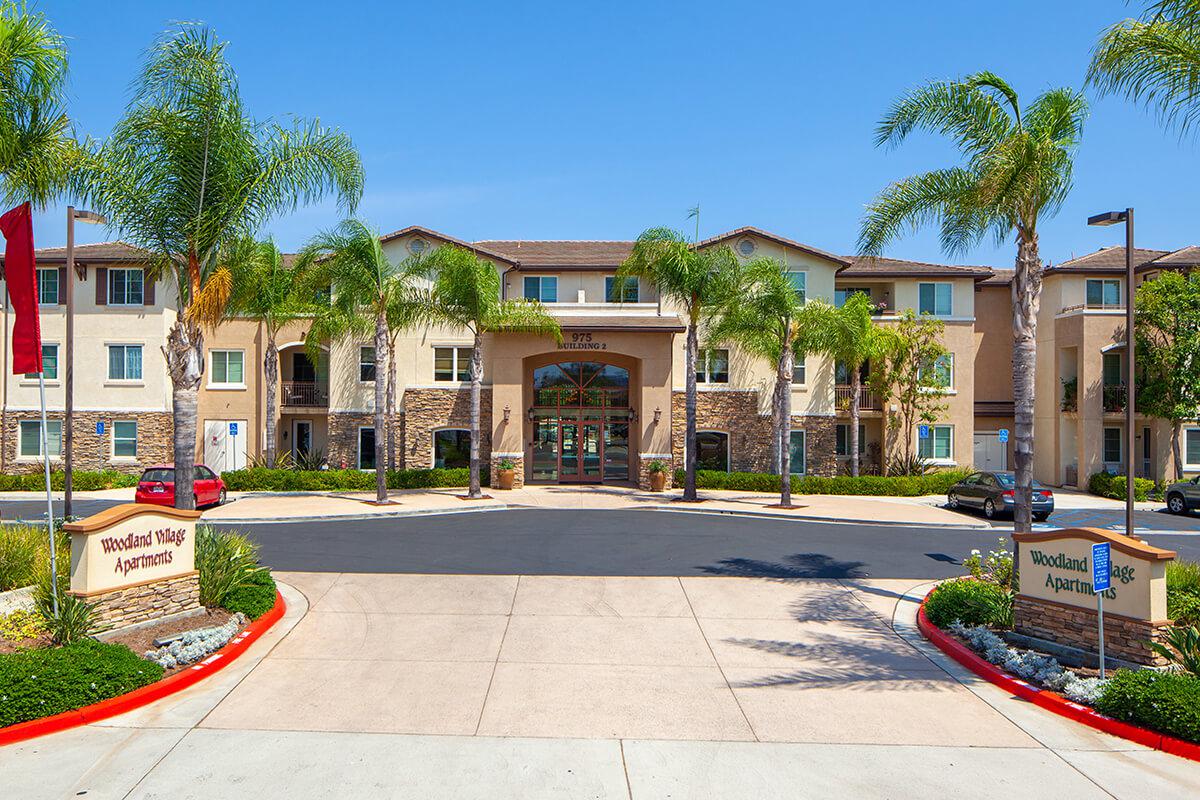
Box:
559;421;602;483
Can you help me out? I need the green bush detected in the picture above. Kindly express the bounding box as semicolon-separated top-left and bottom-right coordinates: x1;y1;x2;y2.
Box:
672;468;971;497
195;527;266;608
924;578;1014;629
223;569;278;620
220;467;486;492
0;470;139;492
0;639;163;727
0;525;68;592
1168;561;1200;626
33;585;97;645
1087;471;1154;502
1094;669;1200;744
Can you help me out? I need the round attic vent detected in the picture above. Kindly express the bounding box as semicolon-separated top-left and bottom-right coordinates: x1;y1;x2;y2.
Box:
736;237;756;257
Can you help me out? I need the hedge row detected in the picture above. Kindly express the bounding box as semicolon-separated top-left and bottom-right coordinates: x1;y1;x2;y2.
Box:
220;467;486;492
673;468;972;497
1087;471;1156;502
0;470;139;491
1094;669;1200;744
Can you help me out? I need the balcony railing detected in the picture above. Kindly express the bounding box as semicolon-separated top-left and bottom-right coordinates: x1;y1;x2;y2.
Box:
282;381;329;407
835;385;880;411
1103;383;1126;413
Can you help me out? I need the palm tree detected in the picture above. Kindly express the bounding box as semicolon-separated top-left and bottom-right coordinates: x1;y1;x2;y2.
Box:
708;257;828;507
297;219;426;503
226;238;315;469
0;1;76;207
858;72;1087;533
616;228;741;501
422;245;561;499
76;25;362;509
822;292;891;477
1089;2;1200;135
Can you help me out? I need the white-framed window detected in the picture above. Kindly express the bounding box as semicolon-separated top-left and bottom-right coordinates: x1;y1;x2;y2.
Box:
1185;428;1200;467
108;268;144;305
1086;278;1121;309
209;350;245;387
694;430;729;471
918;282;953;316
107;344;143;381
37;268;58;305
605;276;639;303
433;428;471;468
434;346;472;382
836;423;867;456
697;349;729;384
523;275;558;303
1103;427;1123;466
112;420;137;458
358;426;376;470
788;429;806;475
786;271;806;302
24;343;58;380
918;353;953;389
359;346;376;382
835;287;871;307
918;424;953;461
18;419;61;458
792;357;806;385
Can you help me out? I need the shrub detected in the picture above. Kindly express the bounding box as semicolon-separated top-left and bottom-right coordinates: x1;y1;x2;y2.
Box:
0;470;139;492
0;608;46;642
648;460;669;475
0;639;163;727
672;468;971;497
0;525;70;592
1087;471;1154;502
1094;669;1200;744
963;539;1014;587
924;578;1014;629
220;467;486;492
1150;626;1200;677
195;527;265;608
223;570;277;620
33;580;97;645
948;621;1106;704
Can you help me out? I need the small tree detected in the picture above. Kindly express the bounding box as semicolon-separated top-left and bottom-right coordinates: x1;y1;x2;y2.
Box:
1135;270;1200;480
871;311;949;472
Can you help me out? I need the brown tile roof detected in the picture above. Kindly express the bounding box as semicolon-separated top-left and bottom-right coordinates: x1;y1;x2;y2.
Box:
978;269;1014;287
2;241;151;264
476;240;634;270
839;255;994;279
1147;246;1200;268
378;225;519;265
1045;246;1169;275
698;226;850;266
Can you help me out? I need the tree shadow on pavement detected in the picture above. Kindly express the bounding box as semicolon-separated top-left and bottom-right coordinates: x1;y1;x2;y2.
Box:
699;553;868;580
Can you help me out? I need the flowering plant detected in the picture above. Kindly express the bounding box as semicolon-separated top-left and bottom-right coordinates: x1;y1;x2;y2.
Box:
963;538;1014;587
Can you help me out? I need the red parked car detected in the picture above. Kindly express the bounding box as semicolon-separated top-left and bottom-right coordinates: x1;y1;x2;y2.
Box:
135;464;227;508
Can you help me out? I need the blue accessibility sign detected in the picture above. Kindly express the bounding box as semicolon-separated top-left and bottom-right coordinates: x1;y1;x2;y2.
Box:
998;428;1009;443
1092;542;1111;592
228;422;239;436
95;421;105;435
918;425;930;439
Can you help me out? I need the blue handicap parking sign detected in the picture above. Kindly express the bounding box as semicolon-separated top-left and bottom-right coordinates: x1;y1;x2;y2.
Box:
998;428;1009;443
918;425;930;439
1092;542;1111;592
228;422;239;436
95;421;105;435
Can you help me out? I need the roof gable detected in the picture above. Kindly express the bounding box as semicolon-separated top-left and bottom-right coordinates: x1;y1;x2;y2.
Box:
697;226;850;267
378;225;518;265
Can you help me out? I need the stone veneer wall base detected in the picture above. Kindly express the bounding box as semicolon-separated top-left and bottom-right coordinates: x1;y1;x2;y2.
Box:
2;410;172;474
1013;594;1171;667
78;572;201;633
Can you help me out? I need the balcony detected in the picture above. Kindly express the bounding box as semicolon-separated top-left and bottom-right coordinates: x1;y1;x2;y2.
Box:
282;381;328;408
1103;384;1126;413
835;385;880;412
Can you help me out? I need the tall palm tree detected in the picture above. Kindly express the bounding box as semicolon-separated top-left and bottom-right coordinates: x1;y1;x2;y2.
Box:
822;292;892;477
708;257;827;507
226;238;315;468
858;72;1087;533
1089;2;1200;135
616;228;741;501
422;245;561;499
76;25;363;509
0;1;76;207
297;219;426;503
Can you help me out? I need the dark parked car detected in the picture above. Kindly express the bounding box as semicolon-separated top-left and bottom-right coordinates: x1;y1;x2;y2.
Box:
135;465;227;508
1165;476;1200;515
947;471;1054;521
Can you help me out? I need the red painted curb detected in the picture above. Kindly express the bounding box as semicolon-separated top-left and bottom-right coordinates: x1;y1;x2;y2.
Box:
917;593;1200;762
0;591;286;747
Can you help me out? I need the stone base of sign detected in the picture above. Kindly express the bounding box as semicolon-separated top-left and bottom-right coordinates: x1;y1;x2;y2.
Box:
75;571;201;633
1013;594;1171;667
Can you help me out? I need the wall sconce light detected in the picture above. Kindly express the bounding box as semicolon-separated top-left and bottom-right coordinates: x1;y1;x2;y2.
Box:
526;407;536;422
503;405;511;422
653;407;662;423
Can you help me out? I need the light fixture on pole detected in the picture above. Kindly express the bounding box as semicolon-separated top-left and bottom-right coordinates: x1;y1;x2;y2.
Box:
64;206;107;519
1087;208;1135;540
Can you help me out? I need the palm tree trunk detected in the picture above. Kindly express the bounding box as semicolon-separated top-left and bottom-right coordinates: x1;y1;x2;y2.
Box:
850;364;862;478
778;348;794;507
373;309;388;504
468;329;483;499
165;317;203;510
684;318;699;501
264;333;278;469
1012;233;1042;534
387;338;397;471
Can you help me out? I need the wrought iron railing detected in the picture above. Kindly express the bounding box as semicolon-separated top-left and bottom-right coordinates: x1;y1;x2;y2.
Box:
1102;383;1126;413
834;385;880;411
282;381;329;407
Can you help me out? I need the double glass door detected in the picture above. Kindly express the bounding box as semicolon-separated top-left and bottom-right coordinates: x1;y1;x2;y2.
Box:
530;417;630;483
560;421;602;482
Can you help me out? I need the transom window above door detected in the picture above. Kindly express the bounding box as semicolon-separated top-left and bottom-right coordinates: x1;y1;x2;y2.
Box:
434;347;472;382
523;276;558;303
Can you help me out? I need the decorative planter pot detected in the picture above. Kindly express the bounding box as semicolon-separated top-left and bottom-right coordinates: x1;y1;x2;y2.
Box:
497;469;515;490
649;472;666;492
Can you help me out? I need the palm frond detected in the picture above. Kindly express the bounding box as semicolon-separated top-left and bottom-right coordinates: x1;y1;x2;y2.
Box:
875;78;1011;155
189;265;232;327
858;167;986;257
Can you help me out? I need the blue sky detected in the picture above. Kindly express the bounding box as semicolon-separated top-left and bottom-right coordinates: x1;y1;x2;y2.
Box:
32;0;1199;267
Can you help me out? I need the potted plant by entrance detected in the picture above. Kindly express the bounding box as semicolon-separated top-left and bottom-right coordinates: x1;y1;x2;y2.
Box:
496;458;516;490
647;460;668;492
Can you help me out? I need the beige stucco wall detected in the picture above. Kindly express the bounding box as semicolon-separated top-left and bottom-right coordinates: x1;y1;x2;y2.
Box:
973;284;1013;403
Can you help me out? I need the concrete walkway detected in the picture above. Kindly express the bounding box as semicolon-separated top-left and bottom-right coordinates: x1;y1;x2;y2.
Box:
3;574;1197;798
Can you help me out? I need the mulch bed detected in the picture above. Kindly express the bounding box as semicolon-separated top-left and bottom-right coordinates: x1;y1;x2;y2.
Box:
0;631;53;655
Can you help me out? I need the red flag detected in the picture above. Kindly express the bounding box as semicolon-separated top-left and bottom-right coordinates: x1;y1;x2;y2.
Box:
0;203;42;375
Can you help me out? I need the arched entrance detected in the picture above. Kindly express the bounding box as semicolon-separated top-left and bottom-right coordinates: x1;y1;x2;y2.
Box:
529;360;632;483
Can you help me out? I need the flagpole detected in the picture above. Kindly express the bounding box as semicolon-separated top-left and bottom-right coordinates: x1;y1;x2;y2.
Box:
36;369;58;616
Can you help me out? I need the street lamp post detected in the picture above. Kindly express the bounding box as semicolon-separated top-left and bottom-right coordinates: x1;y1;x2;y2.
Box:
1087;208;1135;539
63;206;106;519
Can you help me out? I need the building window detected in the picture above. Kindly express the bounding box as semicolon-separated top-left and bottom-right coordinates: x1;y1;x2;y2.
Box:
434;346;472;382
918;283;953;316
792;357;806;385
1102;352;1122;386
1103;427;1123;466
108;268;144;305
789;430;806;475
835;287;871;307
523;276;558;303
694;431;729;471
112;420;137;458
605;276;639;303
697;349;729;384
836;424;867;456
1086;279;1121;309
433;429;471;468
37;268;58;305
210;350;244;386
24;344;58;380
1185;429;1200;466
358;427;376;470
359;346;375;382
107;345;143;381
918;354;953;389
736;238;756;257
836;361;869;385
19;419;61;458
786;271;806;302
918;424;953;461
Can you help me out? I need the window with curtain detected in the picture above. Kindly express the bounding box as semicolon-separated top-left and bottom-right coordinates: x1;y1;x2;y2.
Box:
918;283;953;316
19;420;62;457
434;347;472;381
1102;352;1123;386
210;350;244;385
113;420;137;457
25;344;58;380
107;345;143;380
